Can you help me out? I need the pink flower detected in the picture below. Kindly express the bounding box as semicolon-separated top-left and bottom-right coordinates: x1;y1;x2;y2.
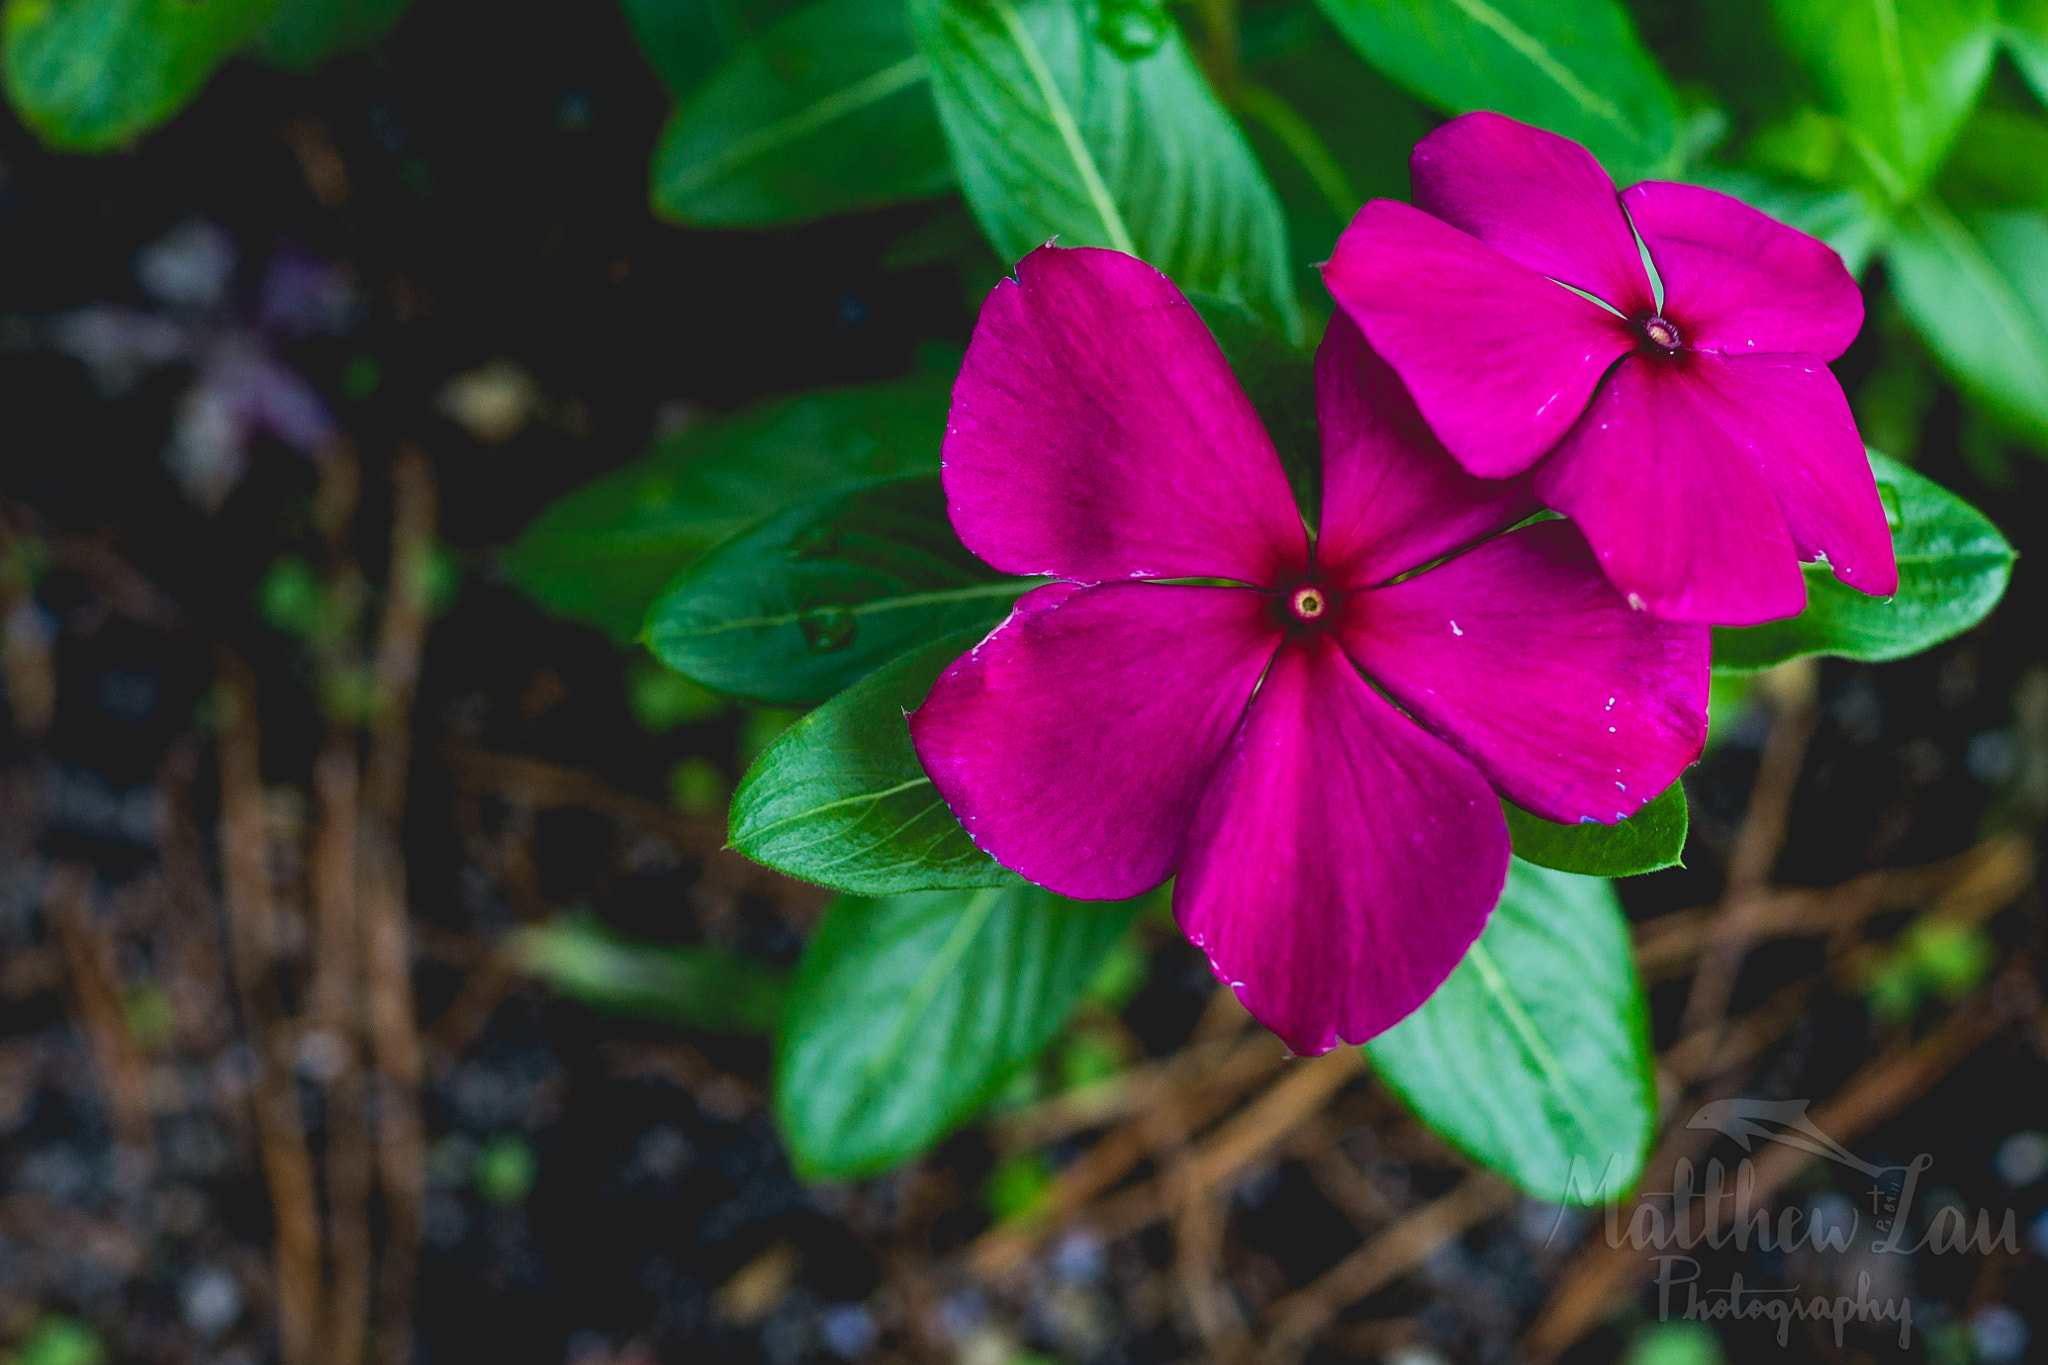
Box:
907;246;1709;1054
1323;112;1898;626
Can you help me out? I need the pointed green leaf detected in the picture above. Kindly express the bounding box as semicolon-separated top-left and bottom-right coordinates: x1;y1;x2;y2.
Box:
1504;780;1687;878
910;0;1303;339
3;0;283;150
505;375;950;640
1367;859;1654;1203
652;0;953;226
514;916;790;1033
1713;449;2014;672
1309;0;1680;184
730;628;1021;893
643;476;1031;703
2002;0;2048;110
1887;199;2048;449
777;885;1142;1176
1771;0;1997;202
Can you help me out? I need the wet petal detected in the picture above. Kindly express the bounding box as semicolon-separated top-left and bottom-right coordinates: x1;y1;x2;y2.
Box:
1410;111;1655;317
1342;520;1709;825
943;245;1308;586
1174;634;1508;1054
1533;354;1807;625
1324;200;1637;479
1625;180;1864;360
909;580;1279;901
1689;353;1898;598
1312;310;1540;588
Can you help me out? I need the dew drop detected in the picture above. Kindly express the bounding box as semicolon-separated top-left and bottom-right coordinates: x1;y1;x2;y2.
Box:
788;524;841;560
800;607;857;652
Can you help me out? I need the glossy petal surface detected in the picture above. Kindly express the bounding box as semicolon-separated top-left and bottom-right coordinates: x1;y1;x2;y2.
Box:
909;581;1278;901
1173;634;1508;1054
1312;311;1539;588
1324;201;1636;479
1343;520;1709;824
1534;354;1808;625
1410;111;1654;316
943;245;1308;585
1690;353;1898;598
1625;180;1864;359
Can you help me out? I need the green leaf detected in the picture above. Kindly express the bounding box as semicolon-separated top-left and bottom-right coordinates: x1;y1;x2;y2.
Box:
910;0;1303;339
250;0;407;68
776;885;1142;1176
1712;449;2015;672
504;375;950;640
651;0;953;226
513;916;790;1033
1189;293;1320;521
2;0;283;150
1367;859;1654;1203
731;628;1020;894
1309;0;1680;184
2003;0;2048;109
1887;199;2048;448
1770;0;1998;202
1504;780;1687;878
644;476;1029;703
1937;107;2048;209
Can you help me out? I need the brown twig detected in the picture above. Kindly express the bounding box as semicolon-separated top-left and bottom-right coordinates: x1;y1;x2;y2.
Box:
45;863;154;1163
216;648;327;1365
362;445;433;1365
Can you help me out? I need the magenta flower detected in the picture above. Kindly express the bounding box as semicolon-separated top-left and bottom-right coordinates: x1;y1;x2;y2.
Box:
907;246;1710;1054
1323;112;1898;626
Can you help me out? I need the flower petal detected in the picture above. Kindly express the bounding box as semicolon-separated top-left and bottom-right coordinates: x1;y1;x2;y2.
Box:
1342;520;1709;824
1313;310;1540;588
909;580;1279;901
1410;111;1655;318
1533;354;1808;625
1624;180;1864;360
1173;633;1507;1054
1324;200;1637;479
943;245;1308;585
1689;353;1898;598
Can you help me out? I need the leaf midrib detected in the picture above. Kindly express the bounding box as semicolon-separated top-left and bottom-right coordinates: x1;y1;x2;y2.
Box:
1467;940;1608;1152
658;579;1031;640
666;53;933;196
986;0;1137;254
1439;0;1635;140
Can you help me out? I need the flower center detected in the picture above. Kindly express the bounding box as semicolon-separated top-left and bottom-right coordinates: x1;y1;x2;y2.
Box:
1643;315;1682;351
1288;586;1327;622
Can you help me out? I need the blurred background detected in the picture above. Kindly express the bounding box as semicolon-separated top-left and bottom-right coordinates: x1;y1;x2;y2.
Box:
2;0;2048;1363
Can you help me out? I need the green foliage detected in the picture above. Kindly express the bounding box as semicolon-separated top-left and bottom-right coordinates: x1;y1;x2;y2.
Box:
909;0;1304;338
1367;860;1655;1203
472;1135;538;1206
1311;0;1680;183
5;1318;104;1365
775;885;1142;1176
1888;201;2048;448
651;0;952;226
627;656;728;730
505;375;950;641
1713;449;2016;671
1503;780;1687;878
513;916;791;1033
643;476;1029;703
1770;0;1999;202
986;1149;1055;1219
2;0;281;150
2010;0;2048;108
728;627;1022;893
1865;916;1995;1021
251;0;408;68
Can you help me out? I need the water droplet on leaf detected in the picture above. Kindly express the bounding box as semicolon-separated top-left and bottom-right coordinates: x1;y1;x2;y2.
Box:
800;607;857;652
788;524;840;560
1094;0;1168;58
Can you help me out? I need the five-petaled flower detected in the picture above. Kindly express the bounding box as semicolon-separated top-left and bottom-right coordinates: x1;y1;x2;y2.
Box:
908;245;1711;1054
1324;111;1899;626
